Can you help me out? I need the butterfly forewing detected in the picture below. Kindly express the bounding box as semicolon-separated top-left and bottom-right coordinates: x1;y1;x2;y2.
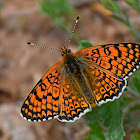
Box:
76;43;140;80
21;61;63;122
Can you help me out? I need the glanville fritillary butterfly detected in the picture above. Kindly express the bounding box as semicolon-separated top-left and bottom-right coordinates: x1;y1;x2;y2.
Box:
20;16;140;122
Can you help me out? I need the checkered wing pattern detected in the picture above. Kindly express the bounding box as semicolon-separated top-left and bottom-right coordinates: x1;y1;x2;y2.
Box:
21;61;63;122
77;43;140;80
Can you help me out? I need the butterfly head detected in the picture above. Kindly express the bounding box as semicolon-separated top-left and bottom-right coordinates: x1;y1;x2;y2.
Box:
61;46;71;56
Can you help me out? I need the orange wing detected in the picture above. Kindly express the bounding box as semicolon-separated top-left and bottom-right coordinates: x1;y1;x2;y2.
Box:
89;65;127;105
21;61;63;122
57;81;92;122
76;43;140;80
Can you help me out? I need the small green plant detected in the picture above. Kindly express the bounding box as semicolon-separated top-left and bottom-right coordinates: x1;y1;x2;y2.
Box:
39;0;74;27
39;0;80;44
83;99;125;140
78;40;93;50
100;0;140;41
126;0;140;12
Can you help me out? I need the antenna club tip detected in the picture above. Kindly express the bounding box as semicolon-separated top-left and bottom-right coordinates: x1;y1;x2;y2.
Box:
77;15;80;20
26;42;31;45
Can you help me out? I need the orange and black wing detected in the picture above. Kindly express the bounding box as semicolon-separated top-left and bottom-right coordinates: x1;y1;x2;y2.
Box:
76;43;140;80
57;80;92;122
89;65;127;105
20;61;63;122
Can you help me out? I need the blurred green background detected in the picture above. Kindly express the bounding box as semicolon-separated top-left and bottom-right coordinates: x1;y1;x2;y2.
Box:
0;0;140;140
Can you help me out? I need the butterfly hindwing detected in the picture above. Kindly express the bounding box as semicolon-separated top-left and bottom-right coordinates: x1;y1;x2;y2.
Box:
89;66;127;105
57;83;92;122
21;61;63;122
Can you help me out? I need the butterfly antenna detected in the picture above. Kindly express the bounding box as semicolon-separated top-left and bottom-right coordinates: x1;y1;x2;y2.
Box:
26;42;60;52
66;15;80;48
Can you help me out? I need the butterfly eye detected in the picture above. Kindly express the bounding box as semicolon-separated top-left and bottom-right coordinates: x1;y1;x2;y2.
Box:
67;49;71;53
61;48;71;56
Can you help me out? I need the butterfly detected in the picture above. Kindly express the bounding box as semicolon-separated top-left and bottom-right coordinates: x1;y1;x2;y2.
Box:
20;16;140;122
20;42;140;122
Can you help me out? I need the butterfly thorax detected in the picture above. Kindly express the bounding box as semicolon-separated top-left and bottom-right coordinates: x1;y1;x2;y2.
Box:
61;46;82;75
